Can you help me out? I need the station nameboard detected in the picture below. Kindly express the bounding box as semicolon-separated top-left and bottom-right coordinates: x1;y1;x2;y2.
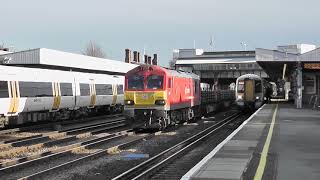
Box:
304;63;320;70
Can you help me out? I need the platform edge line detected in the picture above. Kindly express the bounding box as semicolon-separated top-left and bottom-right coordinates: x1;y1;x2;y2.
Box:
180;104;267;180
254;103;278;180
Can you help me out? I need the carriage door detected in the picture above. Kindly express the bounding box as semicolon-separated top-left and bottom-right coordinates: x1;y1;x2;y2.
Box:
112;84;117;106
245;79;254;101
8;81;19;114
52;82;61;110
89;80;96;107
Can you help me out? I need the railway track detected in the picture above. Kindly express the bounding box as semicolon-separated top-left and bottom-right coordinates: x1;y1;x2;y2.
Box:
112;112;245;180
0;114;140;180
0;114;123;143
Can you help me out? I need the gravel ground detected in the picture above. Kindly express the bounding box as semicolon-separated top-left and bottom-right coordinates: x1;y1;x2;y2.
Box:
38;109;238;180
0;134;142;180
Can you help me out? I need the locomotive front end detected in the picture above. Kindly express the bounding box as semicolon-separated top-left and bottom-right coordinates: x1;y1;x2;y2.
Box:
124;65;169;129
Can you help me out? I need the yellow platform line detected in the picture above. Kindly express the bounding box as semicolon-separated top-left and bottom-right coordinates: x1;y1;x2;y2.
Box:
254;103;278;180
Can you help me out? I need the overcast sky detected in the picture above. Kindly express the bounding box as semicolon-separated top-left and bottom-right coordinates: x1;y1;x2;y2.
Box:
1;0;320;66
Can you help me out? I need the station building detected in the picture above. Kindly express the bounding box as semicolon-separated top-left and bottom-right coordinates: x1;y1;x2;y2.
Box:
173;49;268;90
174;44;320;108
256;44;320;108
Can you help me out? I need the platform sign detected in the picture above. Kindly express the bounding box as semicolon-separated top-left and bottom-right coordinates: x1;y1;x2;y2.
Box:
304;63;320;69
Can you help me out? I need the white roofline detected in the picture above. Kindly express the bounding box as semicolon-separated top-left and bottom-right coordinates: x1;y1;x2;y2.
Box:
176;59;256;65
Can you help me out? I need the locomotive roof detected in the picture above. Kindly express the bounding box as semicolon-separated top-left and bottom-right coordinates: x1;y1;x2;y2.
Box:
0;48;137;75
129;65;200;80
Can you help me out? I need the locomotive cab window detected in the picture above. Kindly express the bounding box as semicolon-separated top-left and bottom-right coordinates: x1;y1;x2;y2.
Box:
128;75;144;90
147;75;163;90
0;81;9;98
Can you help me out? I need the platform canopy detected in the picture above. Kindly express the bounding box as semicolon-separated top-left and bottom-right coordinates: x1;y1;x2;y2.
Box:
256;45;320;80
0;48;137;75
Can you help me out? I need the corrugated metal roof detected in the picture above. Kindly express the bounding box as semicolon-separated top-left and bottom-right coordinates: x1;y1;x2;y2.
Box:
175;58;256;65
0;48;137;74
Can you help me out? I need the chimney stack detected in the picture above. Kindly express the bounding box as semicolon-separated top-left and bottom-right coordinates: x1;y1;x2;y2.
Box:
144;55;148;64
133;51;138;62
137;52;140;63
152;54;158;65
147;56;152;65
125;49;132;63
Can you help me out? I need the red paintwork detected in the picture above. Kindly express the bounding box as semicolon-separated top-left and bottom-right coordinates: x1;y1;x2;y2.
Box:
125;65;200;110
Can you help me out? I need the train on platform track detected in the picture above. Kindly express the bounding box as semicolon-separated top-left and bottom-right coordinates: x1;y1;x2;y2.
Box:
124;65;235;130
235;74;271;110
0;65;126;127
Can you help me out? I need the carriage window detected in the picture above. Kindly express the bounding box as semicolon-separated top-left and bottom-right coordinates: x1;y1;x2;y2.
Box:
80;83;90;96
255;80;262;93
60;83;73;96
19;82;53;97
95;84;112;95
0;81;9;98
128;75;144;90
117;85;124;94
237;81;244;93
147;75;163;90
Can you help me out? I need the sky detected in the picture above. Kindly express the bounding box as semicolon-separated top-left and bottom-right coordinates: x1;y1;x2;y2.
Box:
1;0;320;67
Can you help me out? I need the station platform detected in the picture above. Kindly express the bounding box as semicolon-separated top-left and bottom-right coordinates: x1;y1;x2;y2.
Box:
181;103;320;180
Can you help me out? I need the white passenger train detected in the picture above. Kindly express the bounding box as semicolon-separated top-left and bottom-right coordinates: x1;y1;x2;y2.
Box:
235;74;270;110
0;65;125;127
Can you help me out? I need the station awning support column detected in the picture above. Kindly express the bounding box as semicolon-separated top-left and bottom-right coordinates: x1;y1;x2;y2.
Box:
296;61;302;108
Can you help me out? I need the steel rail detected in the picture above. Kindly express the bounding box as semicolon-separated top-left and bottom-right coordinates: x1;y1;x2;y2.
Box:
112;113;241;180
0;117;125;148
17;133;153;180
0;121;127;168
0;113;123;136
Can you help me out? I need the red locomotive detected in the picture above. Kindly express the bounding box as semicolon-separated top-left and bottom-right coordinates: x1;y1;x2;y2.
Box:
124;65;201;129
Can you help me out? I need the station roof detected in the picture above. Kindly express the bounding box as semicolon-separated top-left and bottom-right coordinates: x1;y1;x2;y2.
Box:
175;49;256;65
256;46;320;80
0;48;137;75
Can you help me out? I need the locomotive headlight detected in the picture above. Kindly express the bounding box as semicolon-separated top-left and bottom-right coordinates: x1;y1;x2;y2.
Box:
155;100;166;105
256;96;260;100
237;95;243;99
125;100;134;105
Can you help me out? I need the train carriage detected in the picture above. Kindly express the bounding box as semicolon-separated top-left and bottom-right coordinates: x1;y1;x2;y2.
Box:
124;65;201;130
0;65;125;127
235;74;270;110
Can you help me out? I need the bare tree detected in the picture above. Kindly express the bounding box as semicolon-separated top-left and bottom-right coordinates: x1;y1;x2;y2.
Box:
83;41;106;58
